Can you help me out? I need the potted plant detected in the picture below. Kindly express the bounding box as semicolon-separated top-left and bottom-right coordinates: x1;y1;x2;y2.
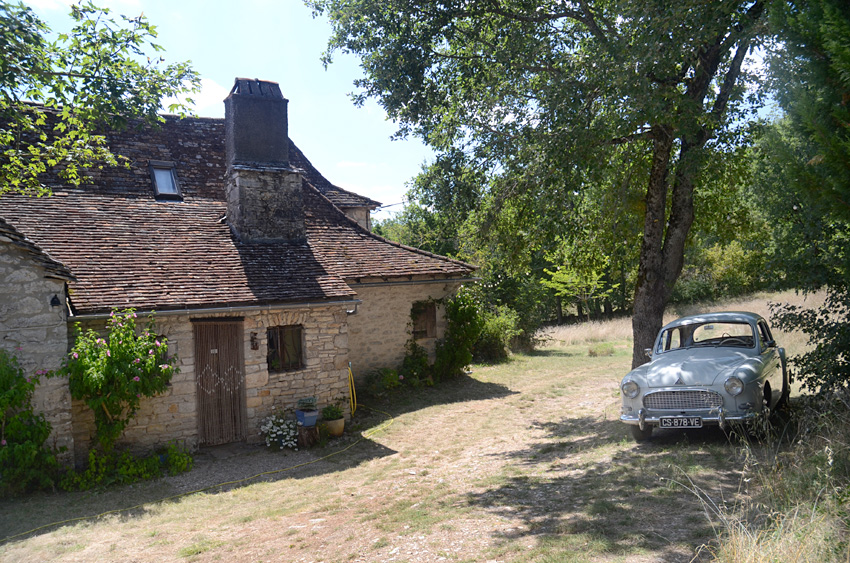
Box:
295;396;318;427
259;410;298;450
321;403;345;437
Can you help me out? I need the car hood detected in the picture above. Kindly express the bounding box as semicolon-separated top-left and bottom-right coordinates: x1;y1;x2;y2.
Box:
631;348;752;388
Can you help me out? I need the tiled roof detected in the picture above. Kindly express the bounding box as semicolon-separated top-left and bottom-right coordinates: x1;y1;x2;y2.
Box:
0;217;75;281
0;116;475;315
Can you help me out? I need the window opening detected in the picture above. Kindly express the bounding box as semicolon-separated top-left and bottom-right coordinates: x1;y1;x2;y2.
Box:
412;302;437;339
149;161;182;199
267;325;303;372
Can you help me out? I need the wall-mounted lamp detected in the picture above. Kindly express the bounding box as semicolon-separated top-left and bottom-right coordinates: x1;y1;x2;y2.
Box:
50;294;61;307
346;303;358;315
250;332;259;350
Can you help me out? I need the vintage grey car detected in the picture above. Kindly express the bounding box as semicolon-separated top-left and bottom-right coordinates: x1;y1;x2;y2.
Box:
620;311;788;441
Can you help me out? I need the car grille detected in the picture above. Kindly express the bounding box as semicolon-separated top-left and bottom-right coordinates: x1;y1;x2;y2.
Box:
644;390;723;410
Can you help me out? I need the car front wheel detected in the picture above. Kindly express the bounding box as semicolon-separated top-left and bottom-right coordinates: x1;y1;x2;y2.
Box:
630;424;653;442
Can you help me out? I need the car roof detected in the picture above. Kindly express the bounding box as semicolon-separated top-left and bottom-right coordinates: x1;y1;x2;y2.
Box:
662;311;764;330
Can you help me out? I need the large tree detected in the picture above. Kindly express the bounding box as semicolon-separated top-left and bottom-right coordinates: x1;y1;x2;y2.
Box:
757;0;850;393
308;0;769;367
0;1;199;197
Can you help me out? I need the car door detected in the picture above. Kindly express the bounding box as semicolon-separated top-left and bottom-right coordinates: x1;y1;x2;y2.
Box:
757;320;782;406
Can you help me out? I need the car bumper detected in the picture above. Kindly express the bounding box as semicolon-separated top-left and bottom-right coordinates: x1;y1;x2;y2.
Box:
620;407;756;429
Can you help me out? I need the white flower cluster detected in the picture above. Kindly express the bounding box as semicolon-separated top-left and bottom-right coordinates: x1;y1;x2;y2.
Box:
259;412;299;450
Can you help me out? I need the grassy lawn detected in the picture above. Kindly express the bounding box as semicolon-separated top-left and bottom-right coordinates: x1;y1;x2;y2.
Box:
0;291;821;562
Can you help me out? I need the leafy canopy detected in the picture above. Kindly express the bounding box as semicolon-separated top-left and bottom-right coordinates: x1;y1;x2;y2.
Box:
310;0;768;366
0;1;199;197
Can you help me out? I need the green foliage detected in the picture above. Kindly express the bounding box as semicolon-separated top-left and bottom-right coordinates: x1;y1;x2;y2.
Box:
296;396;318;411
399;338;432;388
0;1;199;197
61;441;193;490
61;309;178;451
772;290;850;394
163;441;193;476
321;403;343;420
473;306;522;363
0;350;59;495
364;368;402;397
433;288;483;380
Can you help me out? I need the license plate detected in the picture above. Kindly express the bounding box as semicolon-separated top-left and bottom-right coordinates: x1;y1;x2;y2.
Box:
660;417;702;428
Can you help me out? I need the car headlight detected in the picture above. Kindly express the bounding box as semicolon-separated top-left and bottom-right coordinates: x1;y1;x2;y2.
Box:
621;380;640;399
724;376;744;396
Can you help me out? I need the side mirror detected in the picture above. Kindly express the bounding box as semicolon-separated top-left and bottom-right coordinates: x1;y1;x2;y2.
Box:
765;339;776;348
644;348;653;359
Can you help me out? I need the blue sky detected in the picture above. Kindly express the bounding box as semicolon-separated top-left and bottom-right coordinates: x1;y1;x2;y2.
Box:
25;0;431;219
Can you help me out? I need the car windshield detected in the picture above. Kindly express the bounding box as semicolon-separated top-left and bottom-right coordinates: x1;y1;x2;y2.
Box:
656;321;755;353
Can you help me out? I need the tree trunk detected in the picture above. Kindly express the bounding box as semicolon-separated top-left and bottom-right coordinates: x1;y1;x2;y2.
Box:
632;132;700;368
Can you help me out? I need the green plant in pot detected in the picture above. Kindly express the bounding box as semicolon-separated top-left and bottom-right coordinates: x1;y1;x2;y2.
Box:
295;396;318;427
321;403;345;437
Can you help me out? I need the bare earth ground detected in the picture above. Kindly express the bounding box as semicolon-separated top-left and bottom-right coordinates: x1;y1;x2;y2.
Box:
0;336;758;563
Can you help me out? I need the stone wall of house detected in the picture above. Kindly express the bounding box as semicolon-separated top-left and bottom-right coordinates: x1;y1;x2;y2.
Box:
0;245;74;464
347;280;463;381
342;207;371;231
70;304;350;464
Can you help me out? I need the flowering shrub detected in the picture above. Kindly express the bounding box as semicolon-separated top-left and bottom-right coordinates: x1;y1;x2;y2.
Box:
259;410;298;450
60;309;178;451
0;350;59;495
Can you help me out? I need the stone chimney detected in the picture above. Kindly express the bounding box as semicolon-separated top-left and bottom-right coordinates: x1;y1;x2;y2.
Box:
224;78;305;244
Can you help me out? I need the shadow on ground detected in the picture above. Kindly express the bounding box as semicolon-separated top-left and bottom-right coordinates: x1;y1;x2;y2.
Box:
466;415;746;562
0;430;396;545
359;372;518;419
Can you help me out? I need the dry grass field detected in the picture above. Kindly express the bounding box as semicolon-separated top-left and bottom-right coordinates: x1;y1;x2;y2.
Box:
0;291;827;562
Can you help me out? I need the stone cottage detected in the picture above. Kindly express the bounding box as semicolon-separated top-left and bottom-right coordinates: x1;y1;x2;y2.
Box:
0;78;476;464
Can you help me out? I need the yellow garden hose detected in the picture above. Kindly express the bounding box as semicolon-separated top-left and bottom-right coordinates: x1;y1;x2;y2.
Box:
348;362;357;414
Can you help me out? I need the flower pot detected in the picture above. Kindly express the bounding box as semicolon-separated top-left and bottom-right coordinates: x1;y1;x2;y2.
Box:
325;417;344;437
295;408;318;427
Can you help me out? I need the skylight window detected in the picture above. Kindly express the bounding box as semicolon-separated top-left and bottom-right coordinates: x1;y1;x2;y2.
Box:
149;161;182;199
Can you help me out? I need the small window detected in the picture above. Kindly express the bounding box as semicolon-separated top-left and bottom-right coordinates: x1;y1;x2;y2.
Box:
412;301;436;340
267;325;303;372
149;161;182;199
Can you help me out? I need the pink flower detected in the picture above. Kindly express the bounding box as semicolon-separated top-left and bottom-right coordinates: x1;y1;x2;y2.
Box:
134;358;141;364
133;376;140;382
106;350;111;357
72;352;78;359
1;440;6;446
149;349;154;355
399;375;404;380
136;394;141;398
155;340;161;347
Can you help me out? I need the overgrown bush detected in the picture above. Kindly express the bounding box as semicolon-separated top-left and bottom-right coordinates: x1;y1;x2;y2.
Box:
771;288;850;394
434;288;483;380
60;309;178;451
364;368;402;397
61;441;193;490
0;350;59;495
473;305;522;362
399;339;432;387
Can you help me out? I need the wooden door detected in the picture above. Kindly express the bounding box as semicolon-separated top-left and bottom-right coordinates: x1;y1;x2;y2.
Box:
193;319;246;446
